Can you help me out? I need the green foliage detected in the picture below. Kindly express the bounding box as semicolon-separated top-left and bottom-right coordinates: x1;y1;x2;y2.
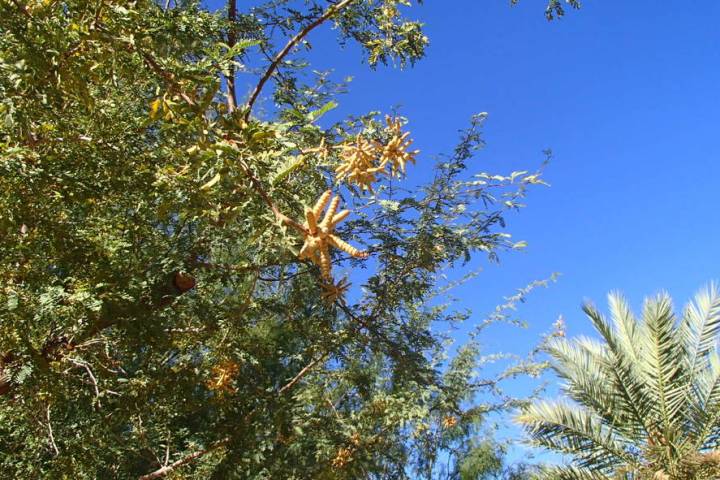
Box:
0;0;569;478
518;286;720;480
511;0;581;20
458;441;504;479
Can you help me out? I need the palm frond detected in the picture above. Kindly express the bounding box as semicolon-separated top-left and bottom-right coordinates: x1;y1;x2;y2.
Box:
692;351;720;450
637;293;685;434
609;292;642;363
522;288;720;479
681;283;720;378
547;337;639;441
517;400;636;471
535;465;612;480
680;284;720;438
583;302;655;436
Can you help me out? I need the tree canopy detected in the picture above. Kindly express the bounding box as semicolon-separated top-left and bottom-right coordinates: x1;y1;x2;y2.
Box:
0;0;577;478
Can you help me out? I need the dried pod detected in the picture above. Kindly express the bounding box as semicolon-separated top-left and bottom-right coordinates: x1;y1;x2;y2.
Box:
293;192;368;280
379;116;419;176
174;272;196;293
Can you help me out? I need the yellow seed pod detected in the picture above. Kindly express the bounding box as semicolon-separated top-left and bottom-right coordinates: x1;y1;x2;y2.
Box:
379;116;419;176
291;192;368;281
336;135;382;191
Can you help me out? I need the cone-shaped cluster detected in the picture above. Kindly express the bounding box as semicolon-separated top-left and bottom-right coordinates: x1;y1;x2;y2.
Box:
335;116;419;191
336;134;384;192
381;115;419;176
207;360;239;394
294;190;368;279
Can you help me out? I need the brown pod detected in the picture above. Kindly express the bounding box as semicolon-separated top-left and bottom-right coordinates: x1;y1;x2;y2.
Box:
173;272;196;293
0;376;11;396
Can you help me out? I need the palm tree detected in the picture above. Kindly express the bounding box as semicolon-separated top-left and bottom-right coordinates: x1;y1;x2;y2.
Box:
517;285;720;479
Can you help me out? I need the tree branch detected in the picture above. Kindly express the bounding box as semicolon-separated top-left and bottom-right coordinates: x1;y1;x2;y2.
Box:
278;352;328;396
236;156;306;232
68;358;101;406
244;0;357;119
138;50;196;107
226;0;237;112
95;25;196;108
46;404;60;456
137;438;229;480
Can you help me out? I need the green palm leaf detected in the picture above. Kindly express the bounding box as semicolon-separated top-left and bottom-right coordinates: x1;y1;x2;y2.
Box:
547;337;638;440
519;285;720;479
536;465;612;480
517;400;636;471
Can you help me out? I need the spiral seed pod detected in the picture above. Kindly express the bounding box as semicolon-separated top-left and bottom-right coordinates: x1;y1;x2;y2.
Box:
290;192;368;280
312;190;333;220
328;235;368;259
379;116;419;176
337;135;382;191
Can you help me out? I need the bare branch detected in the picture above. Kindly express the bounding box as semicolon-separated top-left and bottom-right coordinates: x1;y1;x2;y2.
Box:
46;404;60;456
163;437;170;467
278;352;328;396
244;0;357;119
226;0;238;112
69;358;101;406
137;438;229;480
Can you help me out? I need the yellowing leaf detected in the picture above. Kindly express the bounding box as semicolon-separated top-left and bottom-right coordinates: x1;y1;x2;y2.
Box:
200;173;221;191
149;98;162;120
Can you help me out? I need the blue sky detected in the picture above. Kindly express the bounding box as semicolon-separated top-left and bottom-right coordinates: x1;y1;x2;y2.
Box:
225;0;720;464
275;0;720;358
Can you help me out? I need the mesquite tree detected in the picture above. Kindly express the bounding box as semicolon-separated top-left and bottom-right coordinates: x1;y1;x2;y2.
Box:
0;0;575;478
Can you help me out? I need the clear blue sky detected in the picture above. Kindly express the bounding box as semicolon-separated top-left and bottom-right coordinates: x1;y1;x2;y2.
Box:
225;0;720;463
280;0;720;363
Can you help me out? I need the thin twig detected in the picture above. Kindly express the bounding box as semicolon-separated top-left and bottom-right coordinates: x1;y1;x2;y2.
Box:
277;352;328;395
226;0;237;112
244;0;357;119
236;157;306;232
46;404;60;456
138;438;230;480
325;396;343;421
69;358;101;405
